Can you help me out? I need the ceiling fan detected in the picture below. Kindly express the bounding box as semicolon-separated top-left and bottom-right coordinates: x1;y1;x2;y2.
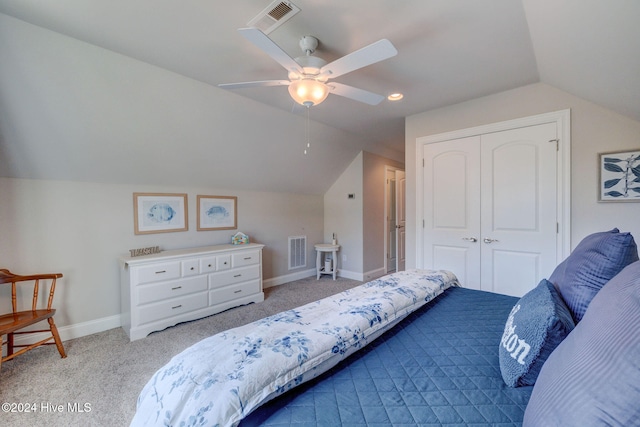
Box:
219;27;398;107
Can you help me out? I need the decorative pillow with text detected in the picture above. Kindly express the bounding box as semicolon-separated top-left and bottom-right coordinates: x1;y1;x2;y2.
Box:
499;279;575;387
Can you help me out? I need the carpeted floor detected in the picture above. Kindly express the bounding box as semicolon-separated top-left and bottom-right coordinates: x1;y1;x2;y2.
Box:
0;275;362;427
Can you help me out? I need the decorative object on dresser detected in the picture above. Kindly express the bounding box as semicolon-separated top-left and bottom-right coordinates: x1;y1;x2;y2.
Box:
197;195;238;230
133;193;188;234
129;246;161;257
0;270;66;370
119;243;265;341
232;231;249;245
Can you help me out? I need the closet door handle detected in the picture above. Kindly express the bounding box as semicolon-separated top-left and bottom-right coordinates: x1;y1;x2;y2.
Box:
462;237;477;242
483;238;499;244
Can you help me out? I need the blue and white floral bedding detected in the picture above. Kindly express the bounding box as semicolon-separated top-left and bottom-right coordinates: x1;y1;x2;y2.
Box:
131;269;459;427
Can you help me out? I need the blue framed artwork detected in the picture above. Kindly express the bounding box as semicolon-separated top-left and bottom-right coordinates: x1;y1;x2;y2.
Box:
133;193;188;234
197;195;237;230
599;149;640;202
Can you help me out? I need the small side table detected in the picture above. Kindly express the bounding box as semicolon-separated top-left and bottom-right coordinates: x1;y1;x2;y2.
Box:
315;244;340;280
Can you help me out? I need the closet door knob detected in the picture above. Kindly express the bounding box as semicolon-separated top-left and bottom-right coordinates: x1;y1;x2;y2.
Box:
483;238;499;244
462;237;478;242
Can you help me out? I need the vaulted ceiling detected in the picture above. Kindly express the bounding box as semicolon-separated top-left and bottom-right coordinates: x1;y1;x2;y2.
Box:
0;1;638;193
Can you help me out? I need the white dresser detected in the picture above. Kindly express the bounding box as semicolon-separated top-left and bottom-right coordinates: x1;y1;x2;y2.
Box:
120;243;265;341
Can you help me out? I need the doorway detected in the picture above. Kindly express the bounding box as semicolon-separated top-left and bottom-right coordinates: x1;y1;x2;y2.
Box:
385;167;406;273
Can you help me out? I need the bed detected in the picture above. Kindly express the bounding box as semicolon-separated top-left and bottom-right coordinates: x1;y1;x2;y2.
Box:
131;269;531;426
131;229;640;427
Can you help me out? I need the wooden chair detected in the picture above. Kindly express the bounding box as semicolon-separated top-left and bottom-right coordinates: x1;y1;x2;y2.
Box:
0;269;66;369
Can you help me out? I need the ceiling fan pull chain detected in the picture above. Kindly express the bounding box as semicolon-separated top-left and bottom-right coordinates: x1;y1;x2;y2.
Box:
304;105;310;155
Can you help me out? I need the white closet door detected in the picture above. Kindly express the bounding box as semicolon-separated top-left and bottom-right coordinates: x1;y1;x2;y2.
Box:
423;136;482;290
480;123;558;296
423;123;558;297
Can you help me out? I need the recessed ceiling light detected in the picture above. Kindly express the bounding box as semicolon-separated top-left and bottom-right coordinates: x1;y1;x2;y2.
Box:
387;93;404;101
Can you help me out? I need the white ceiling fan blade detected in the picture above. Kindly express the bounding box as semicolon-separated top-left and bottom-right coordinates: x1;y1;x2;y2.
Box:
218;80;290;89
328;82;386;105
320;39;397;79
238;27;303;74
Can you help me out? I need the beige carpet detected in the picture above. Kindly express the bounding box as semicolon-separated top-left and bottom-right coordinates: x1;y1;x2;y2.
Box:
0;275;362;427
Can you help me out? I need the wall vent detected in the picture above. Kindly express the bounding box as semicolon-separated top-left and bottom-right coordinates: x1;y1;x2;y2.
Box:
247;1;300;34
288;235;306;270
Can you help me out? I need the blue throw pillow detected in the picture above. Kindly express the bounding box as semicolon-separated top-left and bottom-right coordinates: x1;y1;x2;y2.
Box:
549;228;638;323
499;279;575;387
524;261;640;426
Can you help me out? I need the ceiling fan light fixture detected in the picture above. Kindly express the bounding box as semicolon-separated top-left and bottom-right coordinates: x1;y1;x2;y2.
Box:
288;78;329;106
223;28;398;107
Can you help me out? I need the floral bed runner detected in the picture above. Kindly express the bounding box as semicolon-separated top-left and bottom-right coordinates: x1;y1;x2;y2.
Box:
131;269;459;427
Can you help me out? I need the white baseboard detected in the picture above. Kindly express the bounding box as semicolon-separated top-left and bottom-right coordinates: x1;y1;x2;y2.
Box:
60;314;122;341
363;268;388;282
263;268;316;288
9;314;122;349
335;269;364;281
263;267;373;287
336;268;388;282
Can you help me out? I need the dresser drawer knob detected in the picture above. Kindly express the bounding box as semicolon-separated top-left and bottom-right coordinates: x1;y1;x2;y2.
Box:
234;290;242;294
244;257;252;260
171;286;182;290
208;264;212;267
234;274;242;278
155;270;166;274
171;304;182;310
190;267;195;271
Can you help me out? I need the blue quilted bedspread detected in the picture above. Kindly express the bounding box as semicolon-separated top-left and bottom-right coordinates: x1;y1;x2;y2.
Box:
132;269;458;427
242;287;532;426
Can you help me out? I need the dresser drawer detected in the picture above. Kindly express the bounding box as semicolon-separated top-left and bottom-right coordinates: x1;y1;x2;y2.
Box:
136;262;181;285
232;250;260;268
210;279;261;306
137;275;208;305
217;254;231;270
138;291;208;325
200;256;217;273
209;264;260;289
182;259;200;277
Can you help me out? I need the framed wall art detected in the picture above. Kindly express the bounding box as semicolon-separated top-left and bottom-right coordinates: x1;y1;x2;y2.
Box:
599;149;640;202
197;195;237;231
133;193;188;234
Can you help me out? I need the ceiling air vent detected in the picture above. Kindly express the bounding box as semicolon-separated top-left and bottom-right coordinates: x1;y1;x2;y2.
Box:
247;1;300;34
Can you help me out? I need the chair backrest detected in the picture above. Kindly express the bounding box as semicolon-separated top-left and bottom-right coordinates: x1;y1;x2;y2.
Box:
0;269;63;313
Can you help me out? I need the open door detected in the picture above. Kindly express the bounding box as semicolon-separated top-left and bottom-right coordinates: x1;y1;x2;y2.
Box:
395;170;406;271
386;167;406;273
